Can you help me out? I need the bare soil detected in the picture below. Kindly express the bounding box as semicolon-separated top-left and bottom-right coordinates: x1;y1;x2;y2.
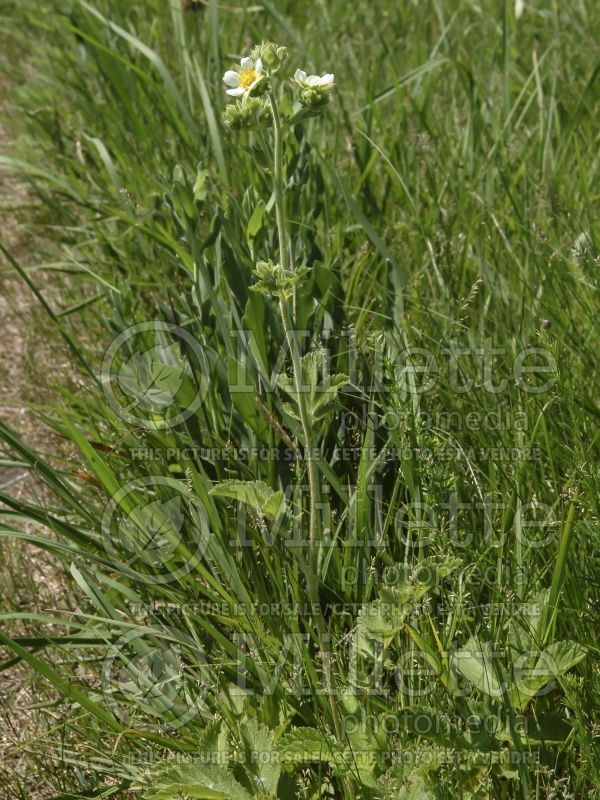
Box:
0;71;77;800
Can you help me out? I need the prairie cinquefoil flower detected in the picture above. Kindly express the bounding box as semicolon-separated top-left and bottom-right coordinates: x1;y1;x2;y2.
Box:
223;56;266;97
293;70;335;93
293;69;335;113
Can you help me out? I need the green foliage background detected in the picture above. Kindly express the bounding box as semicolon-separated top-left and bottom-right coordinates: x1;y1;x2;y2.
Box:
0;1;599;798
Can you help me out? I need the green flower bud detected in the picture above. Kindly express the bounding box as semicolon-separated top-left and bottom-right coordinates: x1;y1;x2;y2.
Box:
252;259;310;298
251;41;288;73
223;96;271;131
300;88;331;113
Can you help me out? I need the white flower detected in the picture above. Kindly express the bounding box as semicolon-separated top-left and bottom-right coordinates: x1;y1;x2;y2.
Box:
293;69;335;92
223;56;264;97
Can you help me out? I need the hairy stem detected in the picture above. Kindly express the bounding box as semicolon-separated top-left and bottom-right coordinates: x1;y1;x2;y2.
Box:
269;93;321;559
269;91;346;760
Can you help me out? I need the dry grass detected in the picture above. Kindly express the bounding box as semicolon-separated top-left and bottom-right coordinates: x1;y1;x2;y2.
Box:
0;70;78;800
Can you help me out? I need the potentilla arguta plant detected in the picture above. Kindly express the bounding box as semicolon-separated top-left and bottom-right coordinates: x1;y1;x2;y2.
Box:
222;43;345;745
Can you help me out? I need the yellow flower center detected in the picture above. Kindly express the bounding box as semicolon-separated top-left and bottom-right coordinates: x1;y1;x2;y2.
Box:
238;68;257;90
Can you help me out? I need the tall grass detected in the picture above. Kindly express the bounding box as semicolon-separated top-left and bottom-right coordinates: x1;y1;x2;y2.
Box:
1;1;599;798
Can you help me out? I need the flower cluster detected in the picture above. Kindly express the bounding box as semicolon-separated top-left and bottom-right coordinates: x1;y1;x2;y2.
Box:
222;41;335;129
251;259;311;300
223;94;271;130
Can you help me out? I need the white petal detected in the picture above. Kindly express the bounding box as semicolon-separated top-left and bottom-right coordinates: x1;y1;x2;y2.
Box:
294;69;307;83
223;70;240;88
305;75;321;87
240;56;254;70
226;87;245;97
320;73;335;86
255;58;263;76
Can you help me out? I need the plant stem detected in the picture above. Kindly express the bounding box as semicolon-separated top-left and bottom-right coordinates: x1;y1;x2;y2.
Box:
269;93;321;561
269;95;288;273
269;91;347;763
277;299;320;556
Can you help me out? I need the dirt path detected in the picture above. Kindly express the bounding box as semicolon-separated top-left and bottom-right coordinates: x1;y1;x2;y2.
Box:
0;71;75;800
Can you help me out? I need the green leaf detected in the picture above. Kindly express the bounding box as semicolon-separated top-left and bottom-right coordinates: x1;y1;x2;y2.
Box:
246;200;266;239
193;168;209;202
355;598;407;658
276;352;348;426
311;372;349;422
397;774;437;800
198;720;231;762
543;640;587;674
144;762;252;800
239;717;280;796
356;560;461;658
209;481;286;521
451;637;504;698
511;640;586;710
117;496;184;566
117;341;195;412
277;727;337;766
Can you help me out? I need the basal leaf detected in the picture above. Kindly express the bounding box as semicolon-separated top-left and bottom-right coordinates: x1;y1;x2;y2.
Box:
451;637;504;698
144;762;252;800
277;727;338;766
209;480;286;521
